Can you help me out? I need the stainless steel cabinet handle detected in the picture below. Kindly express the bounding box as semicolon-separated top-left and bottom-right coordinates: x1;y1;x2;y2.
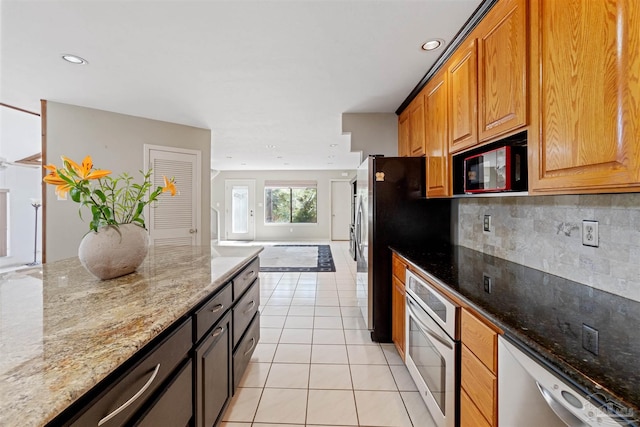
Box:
243;337;256;356
97;363;161;426
211;326;224;338
209;303;224;313
243;300;256;314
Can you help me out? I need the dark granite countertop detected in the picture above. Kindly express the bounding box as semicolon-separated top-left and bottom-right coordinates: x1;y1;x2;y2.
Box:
391;244;639;425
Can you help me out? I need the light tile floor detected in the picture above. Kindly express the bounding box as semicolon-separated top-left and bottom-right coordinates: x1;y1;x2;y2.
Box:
221;242;436;427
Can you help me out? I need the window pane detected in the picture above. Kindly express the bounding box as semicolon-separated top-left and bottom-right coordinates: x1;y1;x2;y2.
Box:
265;188;291;223
265;186;317;224
292;188;317;223
231;186;249;233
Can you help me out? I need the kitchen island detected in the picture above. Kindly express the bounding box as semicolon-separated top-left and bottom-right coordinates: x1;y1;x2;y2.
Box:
0;244;262;426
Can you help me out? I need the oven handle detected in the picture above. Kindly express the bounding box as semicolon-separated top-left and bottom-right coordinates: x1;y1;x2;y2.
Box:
407;297;453;350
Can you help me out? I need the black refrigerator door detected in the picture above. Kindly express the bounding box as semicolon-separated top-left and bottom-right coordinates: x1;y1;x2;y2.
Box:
369;156;451;342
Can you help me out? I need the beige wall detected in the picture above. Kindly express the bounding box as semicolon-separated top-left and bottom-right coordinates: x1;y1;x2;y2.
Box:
211;170;355;241
342;113;398;160
44;102;211;262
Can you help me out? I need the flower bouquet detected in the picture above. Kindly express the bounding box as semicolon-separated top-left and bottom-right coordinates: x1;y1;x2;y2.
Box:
43;155;176;279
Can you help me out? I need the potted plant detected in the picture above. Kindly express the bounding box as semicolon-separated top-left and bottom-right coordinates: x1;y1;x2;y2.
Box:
43;155;176;279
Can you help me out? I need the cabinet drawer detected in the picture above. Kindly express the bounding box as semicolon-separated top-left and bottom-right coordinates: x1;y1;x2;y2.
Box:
233;278;260;348
71;318;192;427
461;345;496;426
233;312;260;391
392;254;407;284
134;359;193;427
233;257;260;300
460;387;491;427
194;283;232;343
461;309;497;373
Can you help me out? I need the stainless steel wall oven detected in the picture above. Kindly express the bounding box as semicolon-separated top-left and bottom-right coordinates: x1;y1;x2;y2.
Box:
405;270;460;427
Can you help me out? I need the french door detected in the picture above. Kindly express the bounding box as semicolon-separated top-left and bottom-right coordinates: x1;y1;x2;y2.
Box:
224;180;255;241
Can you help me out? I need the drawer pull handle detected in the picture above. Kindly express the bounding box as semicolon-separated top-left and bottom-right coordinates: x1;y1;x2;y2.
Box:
211;326;224;338
244;270;255;280
243;300;256;314
243;337;256;356
209;303;224;313
97;363;161;426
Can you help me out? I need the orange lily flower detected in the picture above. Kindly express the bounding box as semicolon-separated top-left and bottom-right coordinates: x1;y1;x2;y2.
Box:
43;166;73;197
62;155;111;180
162;176;177;196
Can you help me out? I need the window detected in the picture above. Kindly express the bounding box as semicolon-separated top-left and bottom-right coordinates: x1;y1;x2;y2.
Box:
264;181;317;224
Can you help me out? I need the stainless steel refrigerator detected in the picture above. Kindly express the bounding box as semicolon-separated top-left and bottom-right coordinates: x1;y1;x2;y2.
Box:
355;155;451;342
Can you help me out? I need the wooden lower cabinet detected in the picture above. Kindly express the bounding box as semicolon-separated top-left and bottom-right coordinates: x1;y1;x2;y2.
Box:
460;308;499;427
460;387;491;427
195;311;232;427
391;253;408;360
391;275;406;360
461;346;497;426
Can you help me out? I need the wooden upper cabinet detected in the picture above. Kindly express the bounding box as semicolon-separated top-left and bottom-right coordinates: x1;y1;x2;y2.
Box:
529;0;640;194
408;95;426;156
398;110;410;157
424;71;451;197
448;38;478;154
477;0;528;142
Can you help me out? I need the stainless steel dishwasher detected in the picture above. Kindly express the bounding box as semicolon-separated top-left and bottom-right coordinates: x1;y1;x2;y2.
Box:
498;336;624;427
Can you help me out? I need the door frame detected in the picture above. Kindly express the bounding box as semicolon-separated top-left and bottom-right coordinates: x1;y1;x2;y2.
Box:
224;179;256;241
330;179;351;241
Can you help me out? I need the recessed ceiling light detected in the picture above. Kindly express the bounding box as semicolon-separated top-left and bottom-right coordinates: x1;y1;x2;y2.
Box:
265;145;277;149
421;39;444;51
61;54;88;64
329;144;338;147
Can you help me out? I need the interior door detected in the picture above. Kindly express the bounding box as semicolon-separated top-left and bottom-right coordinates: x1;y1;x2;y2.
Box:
224;180;255;241
331;180;350;240
145;145;201;246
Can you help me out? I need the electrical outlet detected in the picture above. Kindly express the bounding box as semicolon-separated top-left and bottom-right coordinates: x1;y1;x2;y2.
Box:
483;274;492;294
483;215;491;232
582;324;599;355
582;220;599;247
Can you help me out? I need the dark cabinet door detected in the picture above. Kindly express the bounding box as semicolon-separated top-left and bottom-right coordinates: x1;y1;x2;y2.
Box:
195;311;232;427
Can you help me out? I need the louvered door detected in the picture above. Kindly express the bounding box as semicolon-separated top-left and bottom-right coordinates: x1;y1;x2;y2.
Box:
145;146;201;246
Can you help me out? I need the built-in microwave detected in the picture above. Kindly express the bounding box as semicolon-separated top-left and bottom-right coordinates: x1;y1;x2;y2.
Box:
463;145;527;193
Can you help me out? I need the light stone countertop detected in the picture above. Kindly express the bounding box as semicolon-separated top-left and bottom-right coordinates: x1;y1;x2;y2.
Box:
0;244;263;427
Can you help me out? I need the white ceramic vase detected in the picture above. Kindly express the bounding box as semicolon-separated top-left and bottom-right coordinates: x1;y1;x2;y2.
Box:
78;224;149;280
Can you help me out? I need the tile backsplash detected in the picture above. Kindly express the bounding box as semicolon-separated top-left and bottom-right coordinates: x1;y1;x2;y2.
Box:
455;194;640;302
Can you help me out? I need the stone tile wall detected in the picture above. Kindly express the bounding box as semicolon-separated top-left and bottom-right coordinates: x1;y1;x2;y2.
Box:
455;193;640;302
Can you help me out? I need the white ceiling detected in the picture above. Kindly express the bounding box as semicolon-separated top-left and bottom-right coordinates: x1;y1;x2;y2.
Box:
1;0;481;171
